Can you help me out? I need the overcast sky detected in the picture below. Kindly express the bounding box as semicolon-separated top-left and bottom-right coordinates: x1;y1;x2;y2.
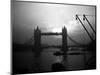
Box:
12;0;96;46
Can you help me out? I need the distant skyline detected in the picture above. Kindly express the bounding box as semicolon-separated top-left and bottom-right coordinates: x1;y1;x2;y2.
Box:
12;1;96;46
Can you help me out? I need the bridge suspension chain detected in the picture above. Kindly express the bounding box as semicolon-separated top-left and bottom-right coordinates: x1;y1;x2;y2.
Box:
67;34;83;46
24;35;34;45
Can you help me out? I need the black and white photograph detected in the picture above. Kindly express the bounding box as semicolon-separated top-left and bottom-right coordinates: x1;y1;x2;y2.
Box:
12;0;96;74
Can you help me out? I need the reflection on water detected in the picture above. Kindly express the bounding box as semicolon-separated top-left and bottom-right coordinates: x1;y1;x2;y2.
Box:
41;48;85;71
13;47;92;72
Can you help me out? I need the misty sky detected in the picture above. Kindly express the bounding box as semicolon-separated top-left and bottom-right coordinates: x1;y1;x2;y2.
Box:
12;1;96;46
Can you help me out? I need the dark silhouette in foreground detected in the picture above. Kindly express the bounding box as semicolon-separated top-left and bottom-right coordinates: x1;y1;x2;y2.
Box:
52;63;66;72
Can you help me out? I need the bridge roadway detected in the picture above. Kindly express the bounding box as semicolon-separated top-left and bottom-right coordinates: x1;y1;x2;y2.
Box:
41;32;62;35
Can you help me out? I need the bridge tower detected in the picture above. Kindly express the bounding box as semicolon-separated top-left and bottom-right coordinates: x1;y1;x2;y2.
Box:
62;26;68;67
34;26;41;55
33;26;42;72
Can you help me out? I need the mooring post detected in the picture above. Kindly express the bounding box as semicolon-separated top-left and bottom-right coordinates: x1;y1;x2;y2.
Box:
62;26;68;68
